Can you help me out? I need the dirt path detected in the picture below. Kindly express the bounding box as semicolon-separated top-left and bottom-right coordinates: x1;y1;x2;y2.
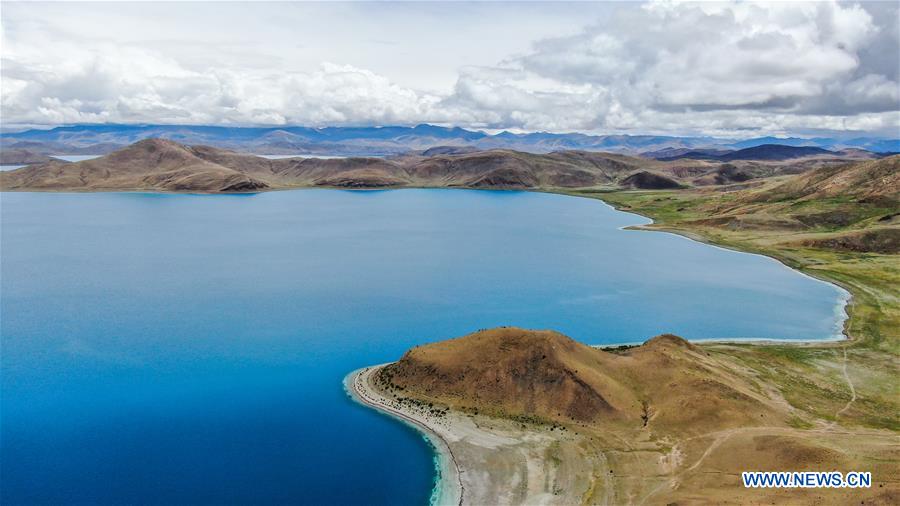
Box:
835;346;857;419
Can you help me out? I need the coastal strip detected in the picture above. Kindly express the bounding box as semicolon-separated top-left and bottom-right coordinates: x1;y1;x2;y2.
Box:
345;365;464;506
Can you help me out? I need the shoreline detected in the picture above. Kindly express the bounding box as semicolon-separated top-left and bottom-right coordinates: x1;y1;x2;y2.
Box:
0;185;866;348
571;193;858;346
5;185;855;346
345;364;601;505
344;366;463;506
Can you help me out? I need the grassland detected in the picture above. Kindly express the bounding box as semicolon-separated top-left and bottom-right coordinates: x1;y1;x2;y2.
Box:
568;186;898;431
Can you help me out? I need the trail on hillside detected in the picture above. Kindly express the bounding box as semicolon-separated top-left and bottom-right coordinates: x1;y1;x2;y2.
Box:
835;346;857;419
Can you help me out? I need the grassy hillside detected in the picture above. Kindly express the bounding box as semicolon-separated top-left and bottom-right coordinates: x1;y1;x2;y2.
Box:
562;157;898;432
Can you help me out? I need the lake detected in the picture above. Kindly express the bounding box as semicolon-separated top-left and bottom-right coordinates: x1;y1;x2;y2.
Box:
0;189;846;504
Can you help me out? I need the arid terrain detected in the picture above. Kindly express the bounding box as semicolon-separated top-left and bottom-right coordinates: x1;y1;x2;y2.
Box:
0;148;56;165
356;328;897;505
0;138;888;193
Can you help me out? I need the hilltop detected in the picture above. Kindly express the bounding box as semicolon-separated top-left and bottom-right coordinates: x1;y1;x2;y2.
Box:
380;328;782;432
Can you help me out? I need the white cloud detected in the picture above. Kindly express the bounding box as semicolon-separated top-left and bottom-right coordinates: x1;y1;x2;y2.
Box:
1;1;897;136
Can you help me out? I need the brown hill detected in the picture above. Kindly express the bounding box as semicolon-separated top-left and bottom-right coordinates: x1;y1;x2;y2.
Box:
1;138;876;193
679;156;900;236
379;327;784;433
0;139;270;192
401;149;643;189
621;170;682;189
0;148;56;165
0;140;651;192
752;155;899;203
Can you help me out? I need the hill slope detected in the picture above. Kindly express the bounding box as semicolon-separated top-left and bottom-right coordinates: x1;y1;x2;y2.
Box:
379;327;784;432
752;155;900;202
0;139;652;192
648;155;900;243
0;148;56;165
2;139;890;193
0;139;271;192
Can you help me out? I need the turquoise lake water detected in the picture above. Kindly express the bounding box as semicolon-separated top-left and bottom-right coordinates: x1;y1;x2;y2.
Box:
0;189;845;504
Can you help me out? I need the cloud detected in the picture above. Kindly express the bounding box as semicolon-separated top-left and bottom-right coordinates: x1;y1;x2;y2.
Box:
1;1;897;136
483;0;898;134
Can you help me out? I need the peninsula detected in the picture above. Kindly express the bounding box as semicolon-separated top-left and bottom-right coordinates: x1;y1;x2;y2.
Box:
350;327;898;505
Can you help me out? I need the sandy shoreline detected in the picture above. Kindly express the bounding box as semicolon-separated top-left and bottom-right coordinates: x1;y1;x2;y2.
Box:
345;366;463;506
345;364;608;506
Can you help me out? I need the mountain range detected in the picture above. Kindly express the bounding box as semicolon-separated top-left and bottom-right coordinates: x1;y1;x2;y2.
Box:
1;138;878;193
1;124;897;157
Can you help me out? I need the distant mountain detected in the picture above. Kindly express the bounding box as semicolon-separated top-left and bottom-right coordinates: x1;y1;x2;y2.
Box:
842;138;900;153
641;147;733;160
0;124;706;156
5;124;896;156
654;144;841;162
727;136;831;149
718;144;834;161
729;136;900;153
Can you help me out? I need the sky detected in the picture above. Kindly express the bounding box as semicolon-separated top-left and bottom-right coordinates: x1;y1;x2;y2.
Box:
1;1;899;137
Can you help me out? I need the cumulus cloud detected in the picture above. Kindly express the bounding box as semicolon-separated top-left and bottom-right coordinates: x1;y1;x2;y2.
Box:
467;0;899;134
1;0;897;136
1;51;444;126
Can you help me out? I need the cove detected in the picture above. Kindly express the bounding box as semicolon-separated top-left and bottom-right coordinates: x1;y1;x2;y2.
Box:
0;189;846;504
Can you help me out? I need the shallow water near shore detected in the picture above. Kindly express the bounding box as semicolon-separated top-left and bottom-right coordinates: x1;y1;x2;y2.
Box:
1;189;845;504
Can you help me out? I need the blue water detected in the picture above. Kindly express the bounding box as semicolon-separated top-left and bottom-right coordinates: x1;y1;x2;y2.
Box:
0;189;844;504
52;155;104;162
